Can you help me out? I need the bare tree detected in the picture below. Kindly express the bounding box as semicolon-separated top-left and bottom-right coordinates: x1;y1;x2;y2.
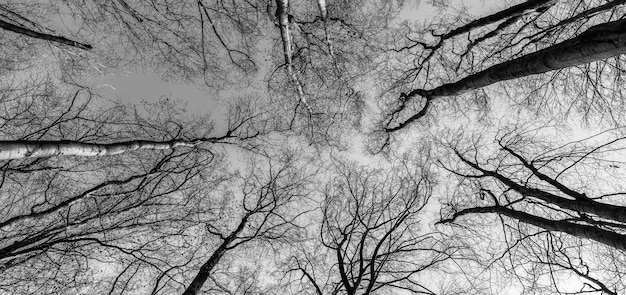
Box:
437;127;626;294
266;0;404;147
0;0;268;87
0;79;266;294
0;2;92;53
0;19;91;50
381;0;626;136
283;156;458;295
182;151;314;295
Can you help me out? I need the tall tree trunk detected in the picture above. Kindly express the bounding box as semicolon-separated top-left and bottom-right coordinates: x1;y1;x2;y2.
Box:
0;19;92;50
275;0;313;113
456;149;626;224
0;136;230;160
438;206;626;252
440;0;556;41
387;18;626;132
182;215;249;295
316;0;334;57
427;18;626;97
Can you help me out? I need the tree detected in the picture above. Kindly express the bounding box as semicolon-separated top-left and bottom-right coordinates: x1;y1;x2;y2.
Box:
437;126;626;294
267;0;404;147
8;0;626;294
182;151;314;295
283;156;459;295
0;0;267;87
0;19;91;50
369;1;626;293
0;79;265;294
380;0;626;136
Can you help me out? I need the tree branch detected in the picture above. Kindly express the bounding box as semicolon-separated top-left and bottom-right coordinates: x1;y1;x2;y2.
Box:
0;19;92;50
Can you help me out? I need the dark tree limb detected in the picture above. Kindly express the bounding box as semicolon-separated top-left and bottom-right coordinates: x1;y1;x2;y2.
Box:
454;148;626;224
438;205;626;252
438;0;556;41
0;19;92;50
181;213;250;295
498;142;588;201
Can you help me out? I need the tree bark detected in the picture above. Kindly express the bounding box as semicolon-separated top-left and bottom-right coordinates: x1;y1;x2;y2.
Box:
182;214;249;295
0;19;92;50
0;136;229;161
316;0;327;20
427;18;626;97
439;206;626;252
181;244;229;295
387;18;626;132
439;0;556;41
275;0;313;113
317;0;334;57
455;149;626;224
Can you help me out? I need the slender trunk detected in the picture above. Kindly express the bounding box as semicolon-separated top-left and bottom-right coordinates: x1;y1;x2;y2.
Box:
425;18;626;98
501;144;587;200
515;186;626;225
336;237;354;295
182;215;249;295
1;229;61;260
439;206;626;252
0;136;228;160
456;150;626;224
275;0;313;113
275;0;293;65
0;19;92;50
550;0;626;33
316;0;327;20
440;0;556;40
296;265;324;295
181;245;229;295
316;0;334;57
0;172;152;229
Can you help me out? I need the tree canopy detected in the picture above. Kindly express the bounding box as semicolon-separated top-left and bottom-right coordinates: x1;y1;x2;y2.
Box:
2;0;626;294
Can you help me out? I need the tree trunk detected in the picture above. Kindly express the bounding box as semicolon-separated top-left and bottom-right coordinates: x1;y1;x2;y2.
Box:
0;19;92;50
439;206;626;252
0;137;228;160
389;18;626;132
182;215;249;295
316;0;327;20
275;0;312;113
424;18;626;98
181;245;229;295
456;150;626;224
440;0;556;41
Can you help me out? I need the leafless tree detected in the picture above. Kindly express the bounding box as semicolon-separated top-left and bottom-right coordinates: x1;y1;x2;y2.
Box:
181;151;315;295
267;0;405;148
0;78;267;294
437;126;626;294
282;156;459;295
0;0;268;87
379;0;626;141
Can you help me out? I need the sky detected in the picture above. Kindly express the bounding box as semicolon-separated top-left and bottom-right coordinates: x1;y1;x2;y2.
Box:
89;0;500;122
84;0;503;165
7;0;621;293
